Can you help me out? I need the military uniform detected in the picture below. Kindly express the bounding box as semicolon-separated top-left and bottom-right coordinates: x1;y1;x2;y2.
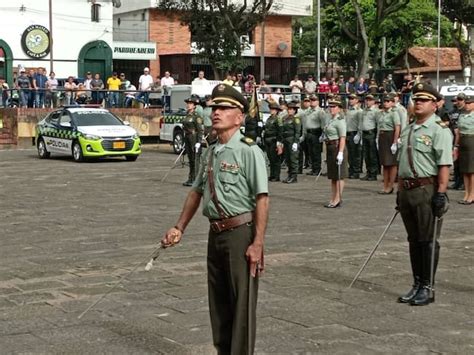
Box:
324;112;348;180
281;104;302;183
298;102;312;171
304;100;325;175
182;97;204;186
346;95;363;178
394;101;408;133
264;104;283;181
377;106;400;167
457;108;474;174
361;96;380;180
397;83;452;306
244;114;263;142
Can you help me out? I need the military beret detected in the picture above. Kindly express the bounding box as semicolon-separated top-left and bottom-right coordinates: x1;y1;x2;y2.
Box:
287;101;299;110
184;95;200;104
210;84;249;112
309;95;319;101
465;95;474;104
328;96;343;107
365;94;376;100
268;102;281;111
348;93;358;100
412;82;441;101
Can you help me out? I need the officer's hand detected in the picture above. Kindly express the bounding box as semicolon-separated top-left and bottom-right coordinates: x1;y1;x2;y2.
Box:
256;137;262;145
390;143;398;155
336;151;344;165
319;134;326;143
246;243;264;277
194;142;201;153
161;227;182;248
291;143;298;152
353;132;361;145
432;192;449;218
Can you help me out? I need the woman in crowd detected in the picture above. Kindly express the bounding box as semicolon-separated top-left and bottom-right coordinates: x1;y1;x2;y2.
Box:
323;96;348;208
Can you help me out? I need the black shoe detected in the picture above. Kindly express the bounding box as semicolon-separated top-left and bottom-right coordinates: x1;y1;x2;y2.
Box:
283;176;297;184
303;164;309;169
409;286;434;306
306;171;316;176
349;174;360;179
324;201;341;208
182;180;193;186
378;188;394;195
397;281;421;303
367;176;377;181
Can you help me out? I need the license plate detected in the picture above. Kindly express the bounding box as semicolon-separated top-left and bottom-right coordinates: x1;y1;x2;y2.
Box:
113;141;126;149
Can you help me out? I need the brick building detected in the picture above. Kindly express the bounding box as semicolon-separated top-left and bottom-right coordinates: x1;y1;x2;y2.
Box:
113;0;312;86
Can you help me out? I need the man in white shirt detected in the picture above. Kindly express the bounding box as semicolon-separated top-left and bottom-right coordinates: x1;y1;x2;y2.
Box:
289;75;303;102
161;71;175;111
137;67;154;108
304;75;317;96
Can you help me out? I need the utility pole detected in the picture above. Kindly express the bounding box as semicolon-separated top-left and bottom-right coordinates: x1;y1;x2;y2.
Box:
259;0;266;81
436;0;441;90
316;0;320;82
49;0;54;72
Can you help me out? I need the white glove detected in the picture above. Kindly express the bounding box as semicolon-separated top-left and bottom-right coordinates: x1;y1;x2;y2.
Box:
337;151;344;165
319;133;326;143
353;132;361;145
257;121;264;128
390;143;397;155
291;143;298;152
276;141;283;148
195;143;201;153
375;138;379;150
256;137;262;145
299;135;305;143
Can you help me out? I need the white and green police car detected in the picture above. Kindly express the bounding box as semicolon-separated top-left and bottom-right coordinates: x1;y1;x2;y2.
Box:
36;107;141;162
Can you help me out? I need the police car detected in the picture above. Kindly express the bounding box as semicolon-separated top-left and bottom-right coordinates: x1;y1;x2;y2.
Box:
36;106;141;162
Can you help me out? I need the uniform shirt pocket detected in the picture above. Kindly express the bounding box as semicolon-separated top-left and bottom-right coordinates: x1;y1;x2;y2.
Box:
415;140;432;153
219;171;239;192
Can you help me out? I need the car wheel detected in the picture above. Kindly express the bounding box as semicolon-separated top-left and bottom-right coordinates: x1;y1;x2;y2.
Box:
72;141;84;162
173;130;184;154
37;137;51;159
125;155;138;162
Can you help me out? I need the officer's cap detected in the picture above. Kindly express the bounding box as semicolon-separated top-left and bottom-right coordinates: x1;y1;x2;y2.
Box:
456;93;466;100
365;94;376;100
287;101;299;110
303;96;311;102
268;102;281;111
465;95;474;104
309;95;319;101
348;93;358;100
204;94;212;101
328;97;343;107
383;93;396;102
184;94;200;105
210;84;249;112
412;83;441;101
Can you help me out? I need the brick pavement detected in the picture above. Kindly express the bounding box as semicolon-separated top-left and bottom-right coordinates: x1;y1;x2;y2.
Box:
0;147;472;354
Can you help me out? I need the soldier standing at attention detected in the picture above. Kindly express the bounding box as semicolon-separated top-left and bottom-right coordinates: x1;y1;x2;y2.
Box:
305;95;325;175
182;96;204;186
397;83;452;306
394;93;409;133
264;102;283;181
281;102;302;183
346;94;363;179
323;97;348;208
161;84;269;354
360;94;380;181
377;94;401;194
298;97;312;172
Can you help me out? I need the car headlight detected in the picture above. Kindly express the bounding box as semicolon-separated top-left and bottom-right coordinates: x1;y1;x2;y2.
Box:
133;133;139;139
83;133;101;141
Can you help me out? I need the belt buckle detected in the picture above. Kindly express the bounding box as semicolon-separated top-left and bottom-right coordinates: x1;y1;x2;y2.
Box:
210;221;222;233
403;180;411;189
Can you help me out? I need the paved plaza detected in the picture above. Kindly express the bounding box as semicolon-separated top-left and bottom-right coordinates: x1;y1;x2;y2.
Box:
0;146;472;354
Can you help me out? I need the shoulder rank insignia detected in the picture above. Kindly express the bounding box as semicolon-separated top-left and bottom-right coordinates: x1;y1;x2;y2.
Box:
294;117;301;125
241;137;256;146
436;121;449;128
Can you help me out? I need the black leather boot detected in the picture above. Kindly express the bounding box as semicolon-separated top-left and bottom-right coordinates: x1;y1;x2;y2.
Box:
410;242;439;306
410;284;433;306
398;243;422;303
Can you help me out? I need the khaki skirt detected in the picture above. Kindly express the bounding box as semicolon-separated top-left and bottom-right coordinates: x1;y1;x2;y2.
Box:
326;142;348;180
459;134;474;174
378;130;397;166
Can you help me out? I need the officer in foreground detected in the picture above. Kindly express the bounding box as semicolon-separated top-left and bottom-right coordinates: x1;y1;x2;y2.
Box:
161;84;269;354
397;83;452;306
182;95;204;186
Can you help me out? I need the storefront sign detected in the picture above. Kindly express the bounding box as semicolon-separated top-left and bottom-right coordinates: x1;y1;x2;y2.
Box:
21;25;51;58
112;42;157;60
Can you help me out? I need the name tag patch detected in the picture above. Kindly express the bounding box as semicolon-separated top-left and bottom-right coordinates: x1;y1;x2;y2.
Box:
220;161;239;173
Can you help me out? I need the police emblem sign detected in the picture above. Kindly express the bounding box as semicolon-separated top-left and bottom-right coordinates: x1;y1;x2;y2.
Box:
21;25;51;58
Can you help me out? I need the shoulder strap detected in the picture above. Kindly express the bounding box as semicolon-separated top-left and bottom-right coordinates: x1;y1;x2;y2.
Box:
406;124;418;178
207;147;229;219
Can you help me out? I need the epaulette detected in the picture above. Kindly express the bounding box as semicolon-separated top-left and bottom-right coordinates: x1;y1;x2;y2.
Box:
436;121;449;128
241;136;256;146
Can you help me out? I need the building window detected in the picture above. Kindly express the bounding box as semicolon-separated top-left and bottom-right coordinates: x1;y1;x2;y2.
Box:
117;18;121;26
91;3;101;22
141;12;146;21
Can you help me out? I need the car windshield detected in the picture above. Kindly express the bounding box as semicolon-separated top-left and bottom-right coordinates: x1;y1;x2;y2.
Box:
71;111;124;126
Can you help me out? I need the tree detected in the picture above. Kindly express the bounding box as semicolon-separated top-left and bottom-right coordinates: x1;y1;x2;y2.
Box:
157;0;273;79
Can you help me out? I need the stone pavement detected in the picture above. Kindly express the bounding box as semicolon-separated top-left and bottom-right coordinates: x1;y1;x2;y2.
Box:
0;146;472;354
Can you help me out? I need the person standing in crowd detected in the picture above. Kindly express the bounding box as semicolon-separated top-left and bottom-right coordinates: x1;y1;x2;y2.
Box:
323;96;348;208
305;95;325;175
161;84;268;354
106;72;121;108
360;94;380;181
454;95;474;204
355;77;368;96
346;76;356;94
304;75;317;96
394;93;409;133
16;69;31;108
346;94;363;179
84;71;93;101
449;93;467;190
193;70;208;85
27;69;36;107
33;67;47;108
298;97;312;172
368;79;379;95
64;76;77;105
318;76;330;108
264;102;283;181
281;102;301;183
1;80;10;107
90;73;104;105
123;81;137;108
244;74;256;95
289;75;303;102
182;95;204;187
377;93;401;194
138;67;154;108
235;73;245;91
397;83;452;306
222;73;234;86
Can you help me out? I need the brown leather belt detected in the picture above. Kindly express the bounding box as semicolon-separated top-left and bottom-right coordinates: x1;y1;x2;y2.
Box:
399;177;435;190
326;139;339;145
209;212;253;233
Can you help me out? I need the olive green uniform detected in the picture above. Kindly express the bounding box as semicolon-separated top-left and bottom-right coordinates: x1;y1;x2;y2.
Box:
304;107;325;174
346;105;363;177
264;113;283;180
192;130;268;354
298;107;311;171
323;114;349;180
457;111;474;173
395;102;408;133
244;115;262;141
398;114;452;301
361;105;380;178
182;111;203;183
377;108;400;166
281;114;302;180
